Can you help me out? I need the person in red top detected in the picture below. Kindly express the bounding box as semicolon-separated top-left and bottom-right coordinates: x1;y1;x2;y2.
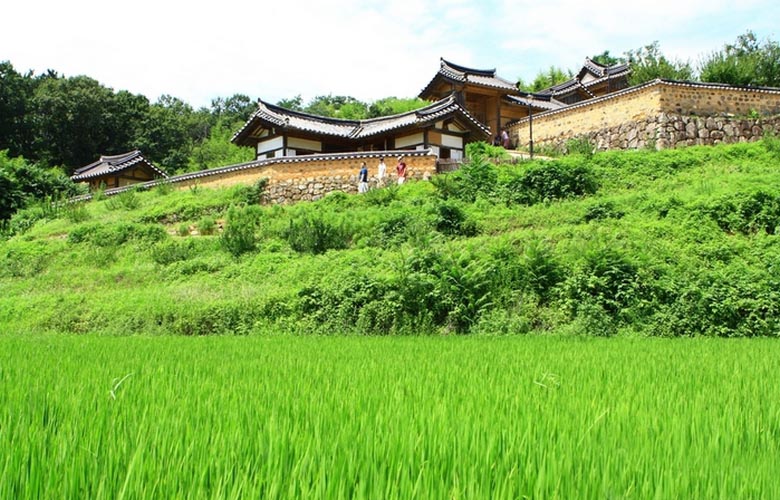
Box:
396;156;407;185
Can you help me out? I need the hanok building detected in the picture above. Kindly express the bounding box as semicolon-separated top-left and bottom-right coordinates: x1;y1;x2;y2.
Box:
418;57;632;140
231;57;631;162
71;150;167;190
232;94;490;161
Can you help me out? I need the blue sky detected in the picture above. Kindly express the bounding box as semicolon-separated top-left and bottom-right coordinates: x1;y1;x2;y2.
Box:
2;0;778;108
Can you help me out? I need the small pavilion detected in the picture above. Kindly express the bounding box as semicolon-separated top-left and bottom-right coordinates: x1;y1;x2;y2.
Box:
71;150;167;190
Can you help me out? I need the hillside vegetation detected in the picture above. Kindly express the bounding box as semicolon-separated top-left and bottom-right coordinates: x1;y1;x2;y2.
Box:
2;140;780;337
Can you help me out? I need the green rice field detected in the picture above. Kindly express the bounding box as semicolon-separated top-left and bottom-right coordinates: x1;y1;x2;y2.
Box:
1;334;779;498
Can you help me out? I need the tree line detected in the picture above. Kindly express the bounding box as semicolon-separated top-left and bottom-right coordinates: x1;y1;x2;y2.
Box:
518;31;780;92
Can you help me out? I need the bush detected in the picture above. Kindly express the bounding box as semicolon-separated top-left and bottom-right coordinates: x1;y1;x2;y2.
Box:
220;205;261;257
505;160;598;205
197;216;217;235
153;239;195;265
433;155;499;202
105;188;141;211
285;213;350;254
433;200;478;237
560;247;640;319
68;222;167;246
702;191;780;235
582;201;625;222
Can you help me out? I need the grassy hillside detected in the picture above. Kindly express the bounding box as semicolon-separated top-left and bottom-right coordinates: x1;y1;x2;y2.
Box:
2;140;780;336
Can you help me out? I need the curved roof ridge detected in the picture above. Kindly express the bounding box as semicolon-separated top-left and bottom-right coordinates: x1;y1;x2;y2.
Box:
440;58;497;77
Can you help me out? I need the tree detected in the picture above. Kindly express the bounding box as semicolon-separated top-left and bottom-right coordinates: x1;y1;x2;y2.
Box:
518;66;573;92
625;42;693;86
591;50;623;67
135;95;210;173
367;97;427;118
303;95;368;119
699;31;780;87
30;75;124;172
0;61;35;158
0;150;76;221
211;94;256;124
276;95;303;112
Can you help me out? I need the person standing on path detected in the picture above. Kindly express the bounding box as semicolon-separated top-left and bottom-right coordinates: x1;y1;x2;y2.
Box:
358;162;369;193
396;156;407;185
376;157;387;187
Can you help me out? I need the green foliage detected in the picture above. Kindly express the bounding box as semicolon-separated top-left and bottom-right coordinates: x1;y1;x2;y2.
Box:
153;239;196;265
625;41;694;85
105;188;141;211
0;150;78;221
560;246;641;325
68;222;167;246
285;213;350;254
701;190;780;235
367;97;427;117
433;200;478;237
2;141;780;338
505;160;598;205
699;31;780;87
582;201;624;222
220;205;261;257
518;66;573;92
197;216;217;235
564;137;594;156
240;177;269;205
433;154;499;202
187;119;254;171
466;141;510;160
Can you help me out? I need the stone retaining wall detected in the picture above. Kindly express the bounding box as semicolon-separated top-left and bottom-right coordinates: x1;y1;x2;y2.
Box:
589;114;780;151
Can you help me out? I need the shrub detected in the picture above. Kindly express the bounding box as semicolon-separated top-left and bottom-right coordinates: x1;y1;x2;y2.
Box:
505;160;598;205
362;184;399;206
105;188;141;211
433;155;499;202
285;213;350;254
433;200;478;237
68;222;167;246
177;224;191;237
564;137;595;156
241;177;269;205
65;202;91;223
466;141;510;160
197;216;217;235
560;247;640;320
702;191;780;235
521;240;563;303
582;201;625;222
220;205;261;257
153;239;195;265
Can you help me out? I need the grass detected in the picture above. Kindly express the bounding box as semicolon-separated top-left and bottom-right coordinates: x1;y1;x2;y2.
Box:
1;334;778;498
1;141;780;336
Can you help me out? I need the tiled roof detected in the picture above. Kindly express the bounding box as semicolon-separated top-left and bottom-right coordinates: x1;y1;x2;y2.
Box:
232;94;490;146
505;94;566;111
419;58;520;98
536;58;631;98
71;150;167;181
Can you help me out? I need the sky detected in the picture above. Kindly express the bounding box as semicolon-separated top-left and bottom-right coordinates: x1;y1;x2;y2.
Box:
2;0;778;109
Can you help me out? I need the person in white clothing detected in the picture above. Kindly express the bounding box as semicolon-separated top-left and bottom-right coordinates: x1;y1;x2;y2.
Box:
376;157;387;187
